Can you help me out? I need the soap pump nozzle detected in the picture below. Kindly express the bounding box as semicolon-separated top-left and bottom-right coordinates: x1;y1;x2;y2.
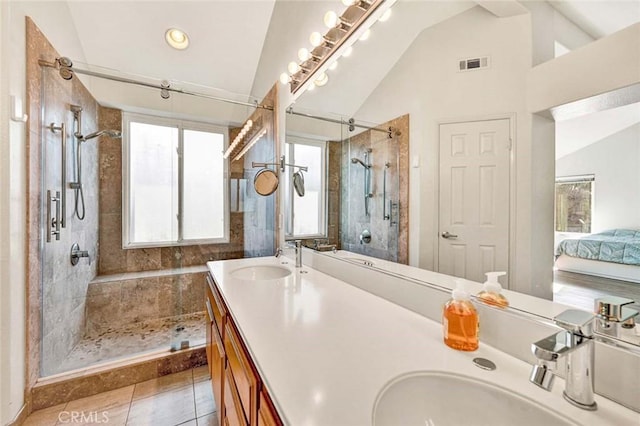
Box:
478;271;509;308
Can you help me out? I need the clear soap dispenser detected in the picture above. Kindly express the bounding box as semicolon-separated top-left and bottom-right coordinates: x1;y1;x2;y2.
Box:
443;280;479;351
477;271;509;308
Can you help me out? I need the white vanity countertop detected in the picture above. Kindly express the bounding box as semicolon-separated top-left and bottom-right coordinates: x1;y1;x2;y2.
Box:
207;256;639;426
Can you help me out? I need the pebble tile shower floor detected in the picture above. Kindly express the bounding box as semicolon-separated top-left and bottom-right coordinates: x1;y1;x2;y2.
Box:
55;312;206;374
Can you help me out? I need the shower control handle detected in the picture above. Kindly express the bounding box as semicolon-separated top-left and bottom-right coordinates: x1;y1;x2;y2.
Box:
442;231;458;239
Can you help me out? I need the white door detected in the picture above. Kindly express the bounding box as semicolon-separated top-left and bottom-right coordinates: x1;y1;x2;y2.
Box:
438;119;511;285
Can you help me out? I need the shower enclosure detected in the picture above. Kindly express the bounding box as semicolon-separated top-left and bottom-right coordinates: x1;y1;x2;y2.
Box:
37;56;276;377
341;118;402;262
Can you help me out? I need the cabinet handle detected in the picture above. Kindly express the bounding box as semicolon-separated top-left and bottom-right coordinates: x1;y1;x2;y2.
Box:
205;299;214;324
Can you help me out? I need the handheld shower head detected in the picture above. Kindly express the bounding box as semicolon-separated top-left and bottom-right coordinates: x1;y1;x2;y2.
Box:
79;129;122;142
351;157;370;169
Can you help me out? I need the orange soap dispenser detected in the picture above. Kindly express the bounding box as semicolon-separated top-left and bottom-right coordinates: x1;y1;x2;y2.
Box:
477;271;509;308
443;280;479;351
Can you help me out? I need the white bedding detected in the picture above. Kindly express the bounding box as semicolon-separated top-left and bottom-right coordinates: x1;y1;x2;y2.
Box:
555;254;640;283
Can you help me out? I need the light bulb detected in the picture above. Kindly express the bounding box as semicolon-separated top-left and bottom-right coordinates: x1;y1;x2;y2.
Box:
342;46;353;58
329;61;338;71
341;0;357;6
279;73;289;84
288;61;300;74
310;32;324;47
379;9;392;22
165;28;189;50
359;29;371;41
315;72;329;87
307;84;315;92
298;48;311;61
324;11;338;28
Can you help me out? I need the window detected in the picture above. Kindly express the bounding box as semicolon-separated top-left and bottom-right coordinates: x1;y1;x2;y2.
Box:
123;113;228;248
284;138;327;238
555;175;594;233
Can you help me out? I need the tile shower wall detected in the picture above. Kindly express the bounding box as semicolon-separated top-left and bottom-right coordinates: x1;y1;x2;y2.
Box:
84;271;206;336
339;114;409;264
327;141;342;247
31;26;101;376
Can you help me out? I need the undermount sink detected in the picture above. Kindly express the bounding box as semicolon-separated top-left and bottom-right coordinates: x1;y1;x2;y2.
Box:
373;372;575;426
230;265;292;280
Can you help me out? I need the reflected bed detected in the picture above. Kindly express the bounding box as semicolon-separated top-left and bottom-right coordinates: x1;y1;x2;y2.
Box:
555;229;640;283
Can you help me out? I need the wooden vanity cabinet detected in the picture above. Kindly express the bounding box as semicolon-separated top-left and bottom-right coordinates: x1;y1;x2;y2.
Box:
206;274;226;425
206;272;282;426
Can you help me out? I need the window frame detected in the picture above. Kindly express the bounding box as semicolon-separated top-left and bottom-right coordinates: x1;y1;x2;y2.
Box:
122;112;230;249
284;136;328;240
554;174;595;234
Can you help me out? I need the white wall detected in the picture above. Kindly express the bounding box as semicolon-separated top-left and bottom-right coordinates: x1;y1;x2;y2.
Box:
0;1;26;422
556;123;640;233
354;6;534;292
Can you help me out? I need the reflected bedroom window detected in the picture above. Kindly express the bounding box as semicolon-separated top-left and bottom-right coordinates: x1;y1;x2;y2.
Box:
123;112;229;248
555;175;594;233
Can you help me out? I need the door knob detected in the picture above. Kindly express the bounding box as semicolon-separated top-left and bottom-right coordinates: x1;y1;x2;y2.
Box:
441;231;458;239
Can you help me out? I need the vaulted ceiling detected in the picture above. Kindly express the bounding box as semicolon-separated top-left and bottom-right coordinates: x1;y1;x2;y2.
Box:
22;0;640;121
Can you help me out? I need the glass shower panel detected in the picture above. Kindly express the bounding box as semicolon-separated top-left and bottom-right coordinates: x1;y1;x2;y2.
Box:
341;119;400;262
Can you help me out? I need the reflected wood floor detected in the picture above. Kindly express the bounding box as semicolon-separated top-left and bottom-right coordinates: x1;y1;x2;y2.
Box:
553;270;640;312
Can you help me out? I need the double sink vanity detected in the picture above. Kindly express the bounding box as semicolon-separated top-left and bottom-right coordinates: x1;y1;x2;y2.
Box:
204;249;639;425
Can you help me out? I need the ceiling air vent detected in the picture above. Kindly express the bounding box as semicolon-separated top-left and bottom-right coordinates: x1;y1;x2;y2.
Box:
458;56;490;72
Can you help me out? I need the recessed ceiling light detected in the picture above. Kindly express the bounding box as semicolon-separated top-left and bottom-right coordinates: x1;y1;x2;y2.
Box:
165;28;189;50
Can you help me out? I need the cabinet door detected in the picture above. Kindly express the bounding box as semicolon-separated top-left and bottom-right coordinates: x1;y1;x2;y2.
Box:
211;320;225;422
224;365;247;426
206;273;226;337
258;390;281;426
205;297;214;374
224;322;259;425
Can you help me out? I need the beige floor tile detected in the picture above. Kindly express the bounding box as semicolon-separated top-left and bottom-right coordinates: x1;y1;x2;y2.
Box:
55;403;130;426
126;385;195;426
132;370;193;401
177;421;197;426
64;385;134;413
194;380;215;417
192;365;210;382
23;403;67;426
196;413;220;426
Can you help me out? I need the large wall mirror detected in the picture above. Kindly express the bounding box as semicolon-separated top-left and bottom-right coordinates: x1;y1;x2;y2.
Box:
282;0;640;333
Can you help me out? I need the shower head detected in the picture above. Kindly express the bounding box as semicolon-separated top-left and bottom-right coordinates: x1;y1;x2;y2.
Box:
351;157;370;169
79;129;122;142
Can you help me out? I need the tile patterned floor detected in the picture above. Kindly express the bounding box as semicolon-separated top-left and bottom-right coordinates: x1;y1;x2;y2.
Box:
55;313;206;374
24;366;218;426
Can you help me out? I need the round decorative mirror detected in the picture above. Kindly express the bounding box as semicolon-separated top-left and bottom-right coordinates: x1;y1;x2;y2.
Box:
254;168;279;196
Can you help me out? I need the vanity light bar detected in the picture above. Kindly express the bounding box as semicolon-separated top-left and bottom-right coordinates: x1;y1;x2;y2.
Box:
233;128;268;162
288;0;389;94
223;119;253;159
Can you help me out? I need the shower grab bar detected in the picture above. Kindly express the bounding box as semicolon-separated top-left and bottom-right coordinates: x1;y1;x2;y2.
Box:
46;190;61;242
48;122;66;228
383;163;390;220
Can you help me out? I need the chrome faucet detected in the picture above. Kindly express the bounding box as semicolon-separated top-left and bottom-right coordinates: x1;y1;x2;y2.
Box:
275;247;283;258
594;296;638;338
530;309;597;411
286;240;303;268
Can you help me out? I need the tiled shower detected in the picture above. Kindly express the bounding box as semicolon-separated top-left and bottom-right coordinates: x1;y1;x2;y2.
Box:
28;18;275;381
